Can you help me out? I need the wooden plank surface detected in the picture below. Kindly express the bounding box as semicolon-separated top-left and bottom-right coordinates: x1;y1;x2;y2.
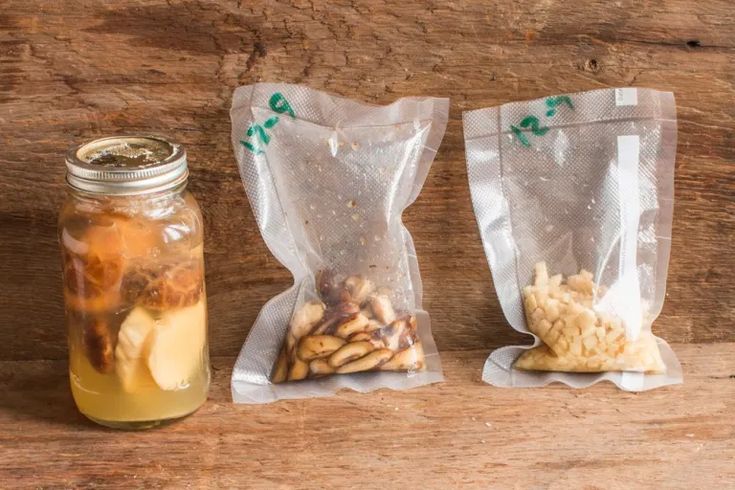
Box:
1;1;734;488
1;0;734;360
1;344;734;488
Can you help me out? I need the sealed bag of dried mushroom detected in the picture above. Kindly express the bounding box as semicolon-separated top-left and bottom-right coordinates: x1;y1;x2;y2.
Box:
463;88;682;391
230;83;448;402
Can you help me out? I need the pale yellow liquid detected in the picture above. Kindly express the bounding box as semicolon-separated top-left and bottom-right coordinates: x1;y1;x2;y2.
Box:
70;348;209;429
68;301;210;429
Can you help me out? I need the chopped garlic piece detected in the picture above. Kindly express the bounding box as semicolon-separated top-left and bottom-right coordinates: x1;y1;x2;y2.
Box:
516;262;665;374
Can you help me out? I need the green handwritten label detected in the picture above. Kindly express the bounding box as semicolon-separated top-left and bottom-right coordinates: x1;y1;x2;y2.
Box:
510;96;574;148
545;96;573;117
269;93;295;118
241;92;296;155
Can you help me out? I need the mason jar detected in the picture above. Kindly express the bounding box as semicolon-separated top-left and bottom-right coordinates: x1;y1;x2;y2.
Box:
59;136;210;429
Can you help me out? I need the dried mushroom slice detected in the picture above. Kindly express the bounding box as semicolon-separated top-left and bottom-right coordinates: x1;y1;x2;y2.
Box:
379;317;415;351
271;346;289;383
338;349;393;374
309;358;335;375
316;270;349;305
334;313;370;338
328;341;374;368
344;275;375;305
83;318;116;374
311;302;359;336
122;260;203;311
290;301;326;339
61;213;162;313
62;224;125;313
380;342;425;371
271;273;426;383
515;262;666;374
369;293;396;324
288;357;309;381
298;335;346;361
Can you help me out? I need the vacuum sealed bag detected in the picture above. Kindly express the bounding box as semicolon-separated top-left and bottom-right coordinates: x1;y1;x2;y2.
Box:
230;83;448;403
463;87;682;391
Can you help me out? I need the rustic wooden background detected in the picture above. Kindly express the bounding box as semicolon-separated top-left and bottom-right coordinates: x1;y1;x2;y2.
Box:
1;0;733;488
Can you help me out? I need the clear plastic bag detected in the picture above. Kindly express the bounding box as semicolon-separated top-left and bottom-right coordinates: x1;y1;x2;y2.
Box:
230;83;448;403
463;87;682;391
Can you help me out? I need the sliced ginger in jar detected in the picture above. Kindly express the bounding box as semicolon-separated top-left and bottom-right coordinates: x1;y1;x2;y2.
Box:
147;300;207;391
115;307;158;393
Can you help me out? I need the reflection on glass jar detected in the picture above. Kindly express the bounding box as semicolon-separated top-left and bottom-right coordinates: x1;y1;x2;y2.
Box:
59;136;210;429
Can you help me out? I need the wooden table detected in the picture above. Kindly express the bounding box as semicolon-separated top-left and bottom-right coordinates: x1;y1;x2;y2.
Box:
1;1;733;487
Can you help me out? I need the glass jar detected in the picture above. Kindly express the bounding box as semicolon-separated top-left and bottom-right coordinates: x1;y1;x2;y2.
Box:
59;136;210;429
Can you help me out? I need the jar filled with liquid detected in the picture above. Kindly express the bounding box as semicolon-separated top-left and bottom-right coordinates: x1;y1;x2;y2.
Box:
60;136;210;429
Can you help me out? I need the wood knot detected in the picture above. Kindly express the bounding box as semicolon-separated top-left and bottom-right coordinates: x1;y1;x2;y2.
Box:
584;58;600;73
254;41;267;57
245;41;267;72
686;39;701;48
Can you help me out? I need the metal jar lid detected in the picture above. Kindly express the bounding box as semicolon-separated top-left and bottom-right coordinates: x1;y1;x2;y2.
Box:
65;135;188;195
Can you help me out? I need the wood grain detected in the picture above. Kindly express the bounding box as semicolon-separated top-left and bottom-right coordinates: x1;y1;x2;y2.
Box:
0;0;733;361
0;0;735;360
0;344;733;488
0;3;734;486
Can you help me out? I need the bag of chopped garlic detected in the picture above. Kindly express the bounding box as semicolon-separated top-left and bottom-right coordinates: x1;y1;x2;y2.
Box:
464;88;682;391
230;83;448;403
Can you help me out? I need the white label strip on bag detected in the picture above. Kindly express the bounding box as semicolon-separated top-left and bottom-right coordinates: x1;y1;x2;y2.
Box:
617;134;644;391
616;134;642;341
615;87;638;106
